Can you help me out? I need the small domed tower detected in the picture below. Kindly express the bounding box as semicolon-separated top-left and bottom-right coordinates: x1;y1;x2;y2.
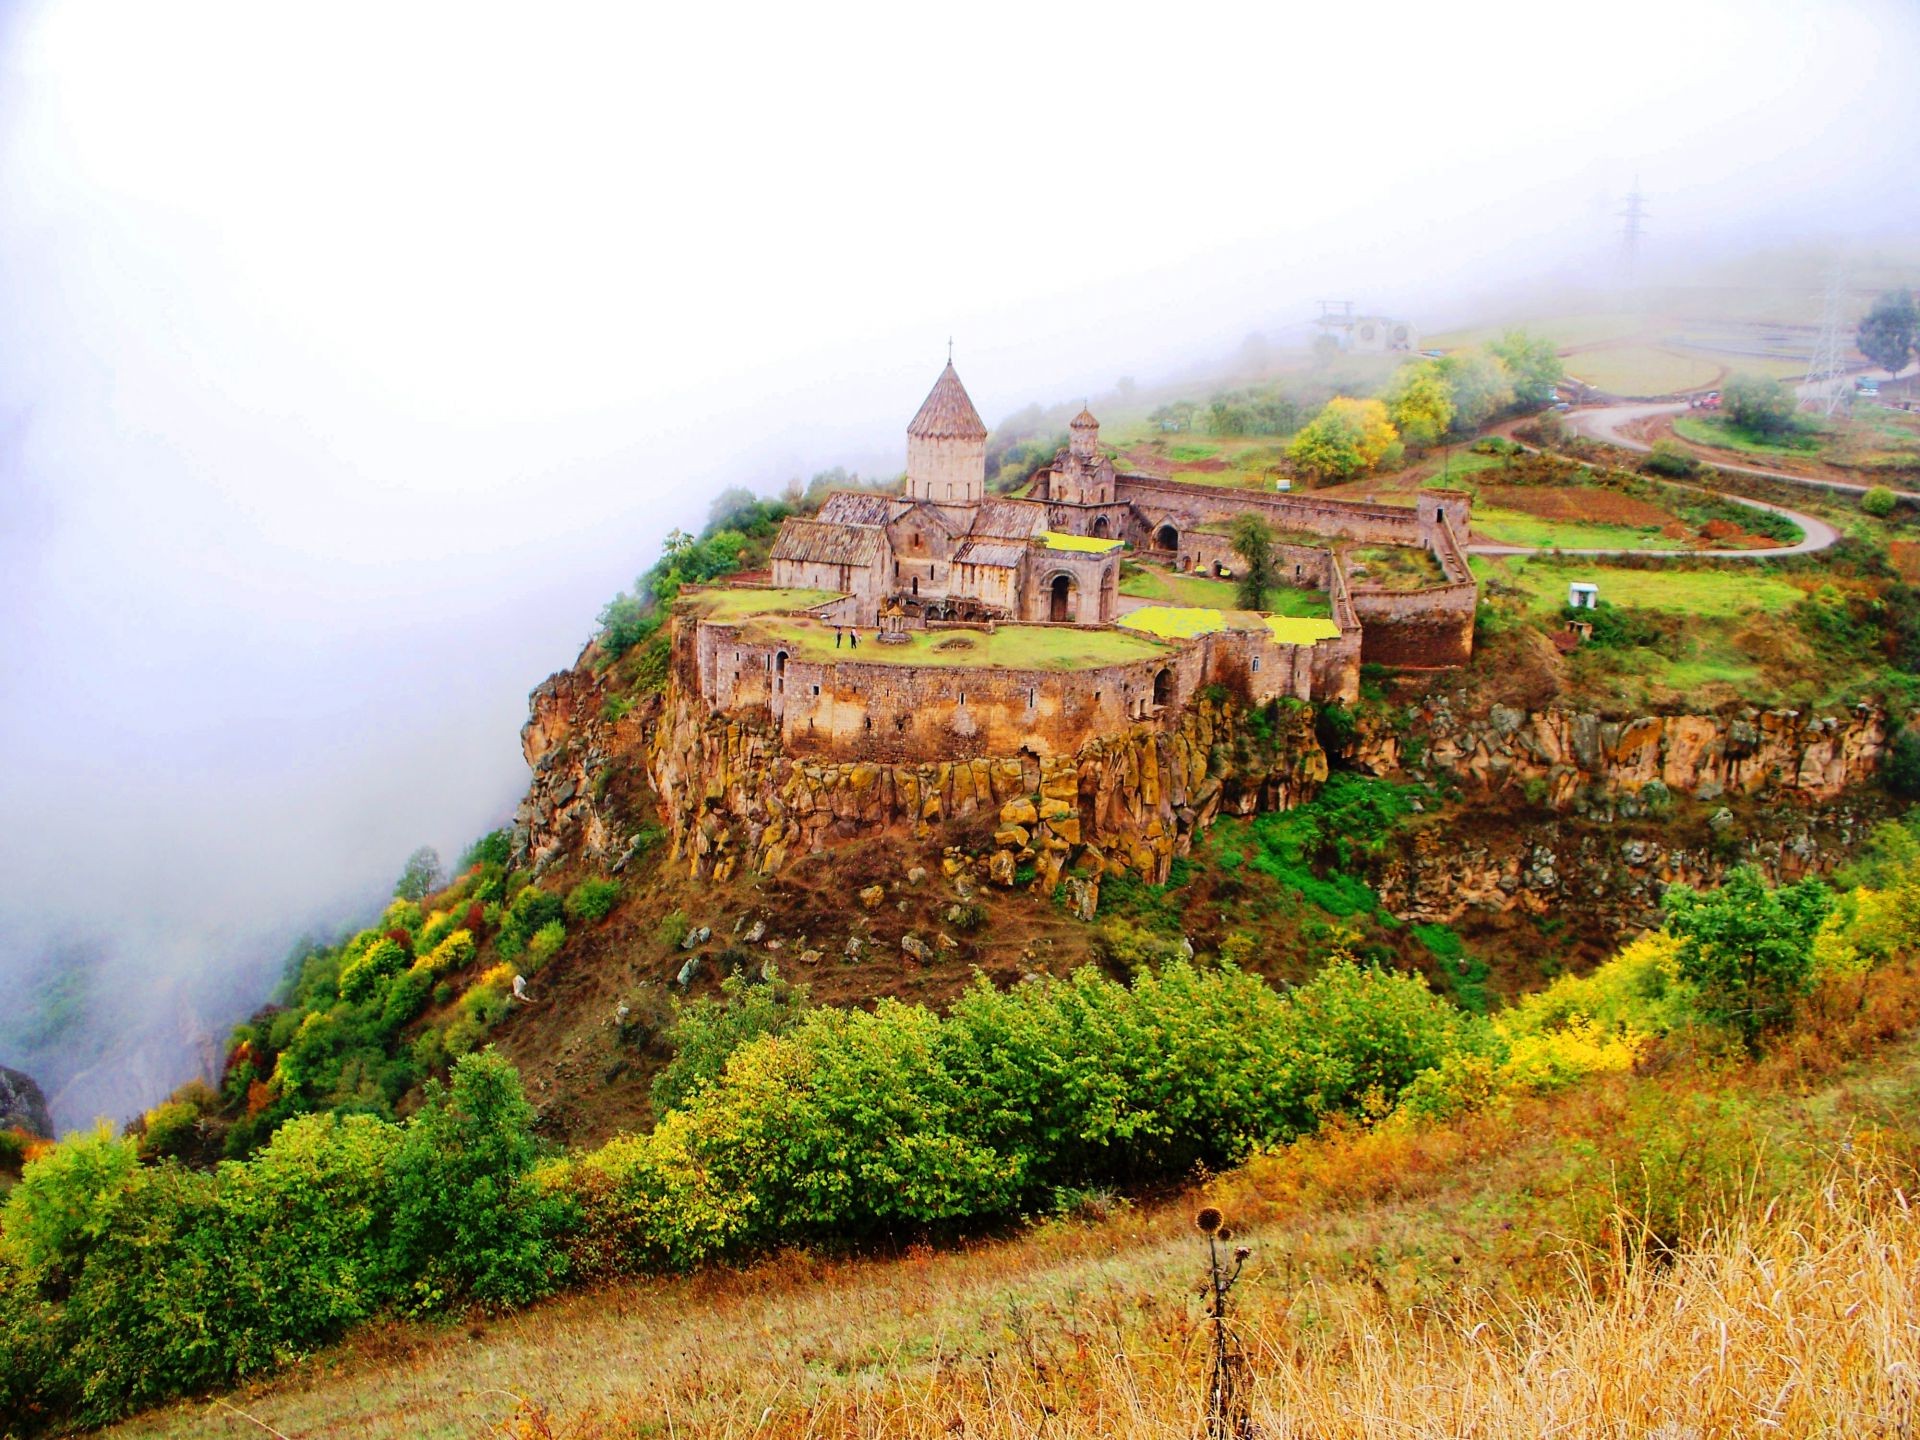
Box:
1069;406;1099;462
906;360;988;505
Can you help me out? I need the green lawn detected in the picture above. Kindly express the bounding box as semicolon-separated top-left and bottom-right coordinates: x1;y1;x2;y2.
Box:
1672;414;1825;457
1471;509;1691;551
1472;556;1805;618
1121;564;1330;617
745;618;1173;670
1345;546;1446;589
681;586;842;621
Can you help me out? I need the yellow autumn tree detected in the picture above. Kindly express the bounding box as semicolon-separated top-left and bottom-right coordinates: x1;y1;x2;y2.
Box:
1287;396;1399;479
1383;360;1455;449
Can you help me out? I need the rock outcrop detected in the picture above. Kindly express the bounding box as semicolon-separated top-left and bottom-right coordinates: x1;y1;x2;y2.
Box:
1353;701;1891;811
0;1065;54;1139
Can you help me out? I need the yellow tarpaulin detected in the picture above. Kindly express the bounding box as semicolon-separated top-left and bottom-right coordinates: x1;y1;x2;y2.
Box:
1265;615;1342;645
1119;606;1227;638
1039;531;1125;554
1119;606;1341;645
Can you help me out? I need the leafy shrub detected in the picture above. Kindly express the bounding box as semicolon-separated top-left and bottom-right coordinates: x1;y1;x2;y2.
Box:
1663;866;1834;1054
652;967;811;1114
416;928;477;979
137;1100;202;1161
1642;438;1699;477
1862;485;1898;518
380;967;435;1032
460;828;513;869
338;938;408;1003
384;1051;561;1309
1884;727;1920;798
566;878;623;923
525;920;567;972
947;901;988;933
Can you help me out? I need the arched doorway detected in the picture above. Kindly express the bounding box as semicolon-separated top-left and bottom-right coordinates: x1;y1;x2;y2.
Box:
774;651;788;693
1152;667;1171;707
1049;573;1076;623
1154;522;1179;552
1092;515;1111;539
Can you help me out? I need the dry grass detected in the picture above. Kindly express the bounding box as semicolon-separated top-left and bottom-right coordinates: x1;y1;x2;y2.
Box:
110;989;1920;1440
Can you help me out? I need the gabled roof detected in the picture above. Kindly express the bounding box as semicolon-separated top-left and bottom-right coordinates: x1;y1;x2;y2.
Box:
906;362;989;440
889;498;959;536
770;518;888;569
952;539;1026;570
968;498;1050;540
815;491;903;527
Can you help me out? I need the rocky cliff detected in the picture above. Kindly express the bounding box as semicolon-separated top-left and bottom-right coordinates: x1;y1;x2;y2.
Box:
1352;700;1891;813
516;623;1897;935
518;628;1328;902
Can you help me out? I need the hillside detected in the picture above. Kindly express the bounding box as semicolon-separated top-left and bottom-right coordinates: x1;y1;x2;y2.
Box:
97;943;1920;1438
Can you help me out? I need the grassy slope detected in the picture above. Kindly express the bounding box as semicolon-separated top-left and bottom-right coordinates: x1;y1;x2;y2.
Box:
745;617;1173;669
108;972;1920;1440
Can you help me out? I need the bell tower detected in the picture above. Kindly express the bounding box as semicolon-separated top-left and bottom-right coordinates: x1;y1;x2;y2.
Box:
905;359;988;505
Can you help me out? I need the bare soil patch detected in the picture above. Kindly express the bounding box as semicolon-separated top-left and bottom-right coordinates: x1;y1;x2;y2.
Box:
1480;483;1675;528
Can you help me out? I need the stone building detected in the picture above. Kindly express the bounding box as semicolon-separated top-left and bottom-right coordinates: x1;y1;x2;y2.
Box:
771;361;1123;625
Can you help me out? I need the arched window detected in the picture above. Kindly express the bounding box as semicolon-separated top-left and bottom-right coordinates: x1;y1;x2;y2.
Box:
1153;668;1172;707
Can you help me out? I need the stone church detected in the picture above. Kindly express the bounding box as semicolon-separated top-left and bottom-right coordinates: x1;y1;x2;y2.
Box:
770;361;1125;626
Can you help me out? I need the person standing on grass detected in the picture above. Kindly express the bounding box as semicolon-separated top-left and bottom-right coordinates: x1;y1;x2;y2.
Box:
835;626;843;648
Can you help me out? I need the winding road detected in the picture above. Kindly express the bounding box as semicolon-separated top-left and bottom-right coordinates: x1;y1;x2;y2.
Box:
1465;403;1847;561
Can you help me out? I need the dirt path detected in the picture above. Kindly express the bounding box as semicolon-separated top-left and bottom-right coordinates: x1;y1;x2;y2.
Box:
1464;406;1842;561
1568;401;1920;502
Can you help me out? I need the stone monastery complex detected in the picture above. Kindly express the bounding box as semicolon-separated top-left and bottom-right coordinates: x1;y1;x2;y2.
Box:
681;360;1479;763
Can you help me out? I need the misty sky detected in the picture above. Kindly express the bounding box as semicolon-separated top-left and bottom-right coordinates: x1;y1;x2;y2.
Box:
2;0;1916;1127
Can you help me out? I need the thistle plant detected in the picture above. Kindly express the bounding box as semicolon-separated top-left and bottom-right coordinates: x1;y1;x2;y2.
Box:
1197;1206;1254;1439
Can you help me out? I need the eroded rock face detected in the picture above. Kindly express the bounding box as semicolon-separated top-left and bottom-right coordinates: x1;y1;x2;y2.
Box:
1354;702;1893;810
0;1065;54;1139
641;680;1327;887
1374;803;1876;932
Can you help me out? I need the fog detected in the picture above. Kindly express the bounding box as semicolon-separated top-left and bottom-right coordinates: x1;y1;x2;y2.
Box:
1;0;1914;1129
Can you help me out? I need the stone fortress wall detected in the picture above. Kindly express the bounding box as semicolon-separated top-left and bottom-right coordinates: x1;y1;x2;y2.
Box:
1111;474;1478;669
684;600;1351;763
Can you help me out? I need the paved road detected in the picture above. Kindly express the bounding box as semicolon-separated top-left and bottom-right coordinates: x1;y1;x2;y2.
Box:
1568;401;1919;502
1463;404;1843;561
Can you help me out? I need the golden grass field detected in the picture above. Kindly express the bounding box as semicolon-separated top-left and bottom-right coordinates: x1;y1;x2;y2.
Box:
109;966;1920;1440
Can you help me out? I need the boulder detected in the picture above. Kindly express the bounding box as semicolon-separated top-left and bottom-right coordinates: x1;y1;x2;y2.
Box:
858;884;886;911
0;1066;52;1139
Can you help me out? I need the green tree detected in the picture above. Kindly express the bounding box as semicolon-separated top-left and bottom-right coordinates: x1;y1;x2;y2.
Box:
1434;348;1515;430
384;1049;561;1307
652;966;811;1114
1229;514;1276;611
393;846;443;902
1857;289;1918;375
1661;866;1834;1054
1382;360;1455;449
1488;329;1565;406
1883;727;1920;799
1287;397;1398;480
1861;485;1898;518
1722;373;1797;437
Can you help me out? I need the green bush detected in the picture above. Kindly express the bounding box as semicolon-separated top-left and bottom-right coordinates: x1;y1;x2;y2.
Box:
1642;438;1699;477
652;967;811;1115
566;878;623;923
1862;485;1899;519
338;938;407;1003
525;920;567;972
1883;727;1920;799
380;967;435;1032
384;1051;562;1308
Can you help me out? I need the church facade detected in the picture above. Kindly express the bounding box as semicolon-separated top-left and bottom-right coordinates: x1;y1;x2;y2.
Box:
770;362;1124;626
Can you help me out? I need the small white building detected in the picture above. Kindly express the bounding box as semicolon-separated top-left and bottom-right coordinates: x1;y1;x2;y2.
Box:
1569;582;1599;610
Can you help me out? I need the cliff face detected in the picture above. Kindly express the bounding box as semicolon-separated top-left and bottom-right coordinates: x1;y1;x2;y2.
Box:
643;682;1326;892
516;622;1896;935
1351;701;1889;812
